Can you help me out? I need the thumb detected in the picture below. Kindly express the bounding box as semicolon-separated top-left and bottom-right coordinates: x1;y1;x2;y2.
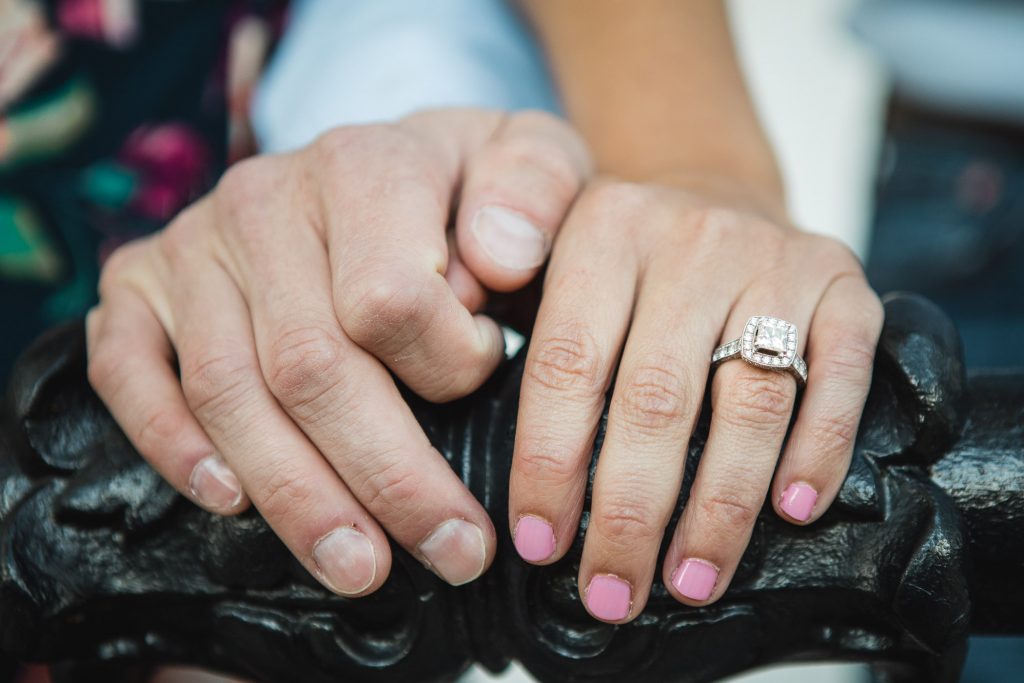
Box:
455;110;591;293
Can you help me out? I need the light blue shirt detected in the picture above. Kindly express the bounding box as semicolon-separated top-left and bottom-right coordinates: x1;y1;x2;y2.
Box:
253;0;560;152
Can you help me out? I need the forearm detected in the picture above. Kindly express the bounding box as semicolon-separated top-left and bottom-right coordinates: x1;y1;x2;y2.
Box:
522;0;785;214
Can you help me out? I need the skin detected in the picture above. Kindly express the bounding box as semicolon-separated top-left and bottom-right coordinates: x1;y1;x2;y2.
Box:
87;109;592;594
87;1;884;624
510;0;884;621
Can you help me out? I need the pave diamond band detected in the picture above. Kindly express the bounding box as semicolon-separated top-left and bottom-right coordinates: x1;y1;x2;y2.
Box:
711;316;808;384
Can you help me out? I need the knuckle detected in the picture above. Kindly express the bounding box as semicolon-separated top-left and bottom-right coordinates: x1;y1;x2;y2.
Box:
313;125;365;158
575;180;675;246
133;407;190;459
514;447;583;488
361;458;424;523
341;271;433;347
698;490;762;530
526;325;604;394
86;347;118;391
215;157;284;220
688;206;743;234
687;207;788;270
312;126;375;171
314;124;430;186
489;132;582;200
158;205;205;266
594;495;665;545
812;235;862;271
97;240;139;291
808;412;859;456
584;180;656;217
717;370;795;428
265;325;345;411
254;462;314;521
843;283;886;334
98;238;154;297
181;350;257;423
614;360;690;434
822;338;877;383
690;206;758;245
315;123;391;161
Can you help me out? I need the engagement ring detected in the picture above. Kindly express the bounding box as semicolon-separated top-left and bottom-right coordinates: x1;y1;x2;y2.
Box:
711;316;807;384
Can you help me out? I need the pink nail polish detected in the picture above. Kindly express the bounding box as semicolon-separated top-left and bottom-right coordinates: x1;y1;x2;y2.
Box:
779;482;819;522
513;515;556;562
585;574;632;621
672;559;719;602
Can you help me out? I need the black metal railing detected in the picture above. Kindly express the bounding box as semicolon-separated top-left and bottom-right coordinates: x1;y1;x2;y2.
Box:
1;293;1019;683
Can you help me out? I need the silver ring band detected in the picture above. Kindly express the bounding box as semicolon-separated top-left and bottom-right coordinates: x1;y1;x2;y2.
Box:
712;316;808;384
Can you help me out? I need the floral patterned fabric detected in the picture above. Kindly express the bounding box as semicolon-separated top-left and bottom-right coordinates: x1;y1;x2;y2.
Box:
0;0;284;383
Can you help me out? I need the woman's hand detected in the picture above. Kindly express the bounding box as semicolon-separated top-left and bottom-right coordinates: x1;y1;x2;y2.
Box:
508;177;883;622
86;108;590;595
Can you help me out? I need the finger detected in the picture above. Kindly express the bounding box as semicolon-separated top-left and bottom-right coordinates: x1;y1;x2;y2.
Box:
772;275;883;524
664;291;814;607
163;238;392;597
220;193;497;588
298;125;506;402
455;110;591;292
445;230;488;313
576;256;733;623
509;198;639;568
86;284;249;515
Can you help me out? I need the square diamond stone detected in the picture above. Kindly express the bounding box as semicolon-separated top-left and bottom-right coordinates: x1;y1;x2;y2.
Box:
741;316;797;369
754;319;789;355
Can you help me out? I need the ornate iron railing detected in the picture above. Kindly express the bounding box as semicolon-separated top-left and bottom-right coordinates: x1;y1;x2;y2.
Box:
1;293;1019;683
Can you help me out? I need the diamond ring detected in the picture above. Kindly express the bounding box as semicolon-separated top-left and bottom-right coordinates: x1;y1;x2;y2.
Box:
711;316;807;384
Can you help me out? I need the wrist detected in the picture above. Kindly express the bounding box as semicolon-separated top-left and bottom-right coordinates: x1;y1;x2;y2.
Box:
583;137;787;225
640;167;790;227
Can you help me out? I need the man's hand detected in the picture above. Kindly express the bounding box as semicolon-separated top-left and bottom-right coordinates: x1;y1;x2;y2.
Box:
86;109;589;595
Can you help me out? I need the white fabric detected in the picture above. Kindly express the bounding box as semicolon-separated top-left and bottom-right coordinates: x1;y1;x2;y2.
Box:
252;0;560;152
851;0;1024;122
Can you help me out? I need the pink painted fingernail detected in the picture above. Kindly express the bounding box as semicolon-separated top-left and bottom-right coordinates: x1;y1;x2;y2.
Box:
779;482;819;522
585;574;632;621
672;558;719;602
188;454;242;511
513;515;556;562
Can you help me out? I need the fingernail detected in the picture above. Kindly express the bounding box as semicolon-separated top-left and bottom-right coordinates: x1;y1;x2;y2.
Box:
585;574;632;621
312;527;377;595
671;558;719;602
779;482;819;522
471;205;548;270
188;454;242;511
417;518;487;586
513;515;556;562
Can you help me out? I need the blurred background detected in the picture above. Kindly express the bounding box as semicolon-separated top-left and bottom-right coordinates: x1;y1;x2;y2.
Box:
730;0;1024;375
2;0;1022;681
